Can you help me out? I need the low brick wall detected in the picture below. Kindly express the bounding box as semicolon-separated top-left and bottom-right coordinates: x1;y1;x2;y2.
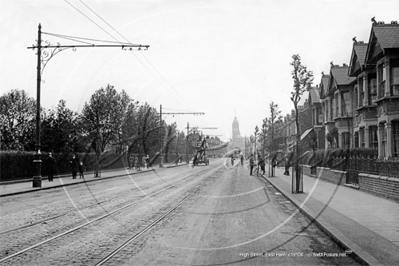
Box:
300;165;347;185
358;173;399;201
300;164;399;201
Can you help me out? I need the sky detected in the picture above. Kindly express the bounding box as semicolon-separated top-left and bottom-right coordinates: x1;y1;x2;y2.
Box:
1;0;399;142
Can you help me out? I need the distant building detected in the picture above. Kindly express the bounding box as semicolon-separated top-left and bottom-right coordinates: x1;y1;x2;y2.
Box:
230;116;245;152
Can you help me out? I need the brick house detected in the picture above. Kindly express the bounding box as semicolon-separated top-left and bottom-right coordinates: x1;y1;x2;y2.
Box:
350;20;399;157
304;85;325;149
348;39;379;150
323;64;356;148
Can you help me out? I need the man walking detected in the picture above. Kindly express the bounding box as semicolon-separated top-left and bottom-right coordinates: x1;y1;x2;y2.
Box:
258;155;266;176
46;152;56;182
249;154;255;176
70;154;79;179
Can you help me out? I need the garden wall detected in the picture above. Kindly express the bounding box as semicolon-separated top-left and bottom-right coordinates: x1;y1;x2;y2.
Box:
300;164;399;201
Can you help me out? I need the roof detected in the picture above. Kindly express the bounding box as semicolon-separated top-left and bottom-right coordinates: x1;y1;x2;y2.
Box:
319;74;330;98
372;22;399;49
330;65;356;86
353;43;368;66
309;86;320;104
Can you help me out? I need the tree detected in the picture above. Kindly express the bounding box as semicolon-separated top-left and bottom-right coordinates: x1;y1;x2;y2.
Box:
81;84;131;153
268;101;283;152
81;84;130;176
0;89;36;150
290;54;313;192
41;100;79;152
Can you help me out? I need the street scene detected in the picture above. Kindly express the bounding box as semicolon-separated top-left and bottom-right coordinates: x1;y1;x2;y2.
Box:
1;0;399;265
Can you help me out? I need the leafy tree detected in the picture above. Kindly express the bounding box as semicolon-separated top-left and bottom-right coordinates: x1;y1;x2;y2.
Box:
290;54;313;191
0;89;36;150
81;84;131;153
268;101;283;152
41;100;81;152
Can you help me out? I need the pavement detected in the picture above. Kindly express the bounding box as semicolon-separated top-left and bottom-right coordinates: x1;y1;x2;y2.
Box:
0;162;188;197
263;164;399;266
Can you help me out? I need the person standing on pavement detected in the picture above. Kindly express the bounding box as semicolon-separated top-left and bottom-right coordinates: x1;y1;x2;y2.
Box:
284;155;290;175
240;153;244;166
258;155;266;176
249;154;255;176
70;154;79;179
46;152;56;182
78;161;85;179
145;155;150;168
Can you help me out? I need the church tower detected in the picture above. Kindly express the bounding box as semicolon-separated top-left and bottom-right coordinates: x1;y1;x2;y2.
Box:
232;117;240;139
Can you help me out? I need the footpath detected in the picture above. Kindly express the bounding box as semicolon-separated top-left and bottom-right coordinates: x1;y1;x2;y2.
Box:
263;164;399;266
0;162;187;198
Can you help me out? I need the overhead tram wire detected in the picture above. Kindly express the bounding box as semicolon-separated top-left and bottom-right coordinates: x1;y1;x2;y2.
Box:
76;0;191;110
64;0;184;107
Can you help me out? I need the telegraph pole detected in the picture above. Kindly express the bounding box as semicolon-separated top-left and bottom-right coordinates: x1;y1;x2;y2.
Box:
28;24;149;187
159;105;204;167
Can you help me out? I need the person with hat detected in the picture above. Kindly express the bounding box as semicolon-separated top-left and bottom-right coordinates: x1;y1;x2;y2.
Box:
46;152;56;182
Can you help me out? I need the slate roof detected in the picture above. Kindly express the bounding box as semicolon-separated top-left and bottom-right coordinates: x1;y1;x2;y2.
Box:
330;66;356;86
319;75;330;98
353;43;368;66
372;23;399;49
309;86;320;104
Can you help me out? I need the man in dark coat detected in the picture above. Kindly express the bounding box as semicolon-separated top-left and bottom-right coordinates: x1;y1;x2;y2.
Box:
258;155;266;176
46;152;56;182
70;154;79;179
249;154;255;176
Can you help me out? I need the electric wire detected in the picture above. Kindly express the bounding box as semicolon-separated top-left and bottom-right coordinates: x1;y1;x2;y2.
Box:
76;0;191;110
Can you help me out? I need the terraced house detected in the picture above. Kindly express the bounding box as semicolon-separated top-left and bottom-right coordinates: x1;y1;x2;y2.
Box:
349;20;399;158
283;20;399;161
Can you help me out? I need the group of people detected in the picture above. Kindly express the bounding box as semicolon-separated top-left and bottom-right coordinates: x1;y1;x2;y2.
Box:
248;153;266;176
45;152;85;182
70;153;85;179
247;153;291;177
129;154;150;170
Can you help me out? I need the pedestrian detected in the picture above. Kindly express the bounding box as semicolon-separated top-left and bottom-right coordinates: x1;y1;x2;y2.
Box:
46;152;56;182
70;154;79;179
230;154;235;166
258;155;266;176
142;156;146;169
129;154;134;169
249;154;255;176
284;155;290;175
145;155;150;168
134;155;138;170
78;161;85;179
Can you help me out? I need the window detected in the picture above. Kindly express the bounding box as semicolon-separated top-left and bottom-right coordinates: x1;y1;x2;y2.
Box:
341;92;351;116
391;60;399;96
354;86;358;109
359;77;364;107
354;132;359;148
378;63;386;98
360;128;365;148
368;73;377;104
335;94;339;118
369;126;378;149
381;124;387;158
393;122;399;157
342;132;350;148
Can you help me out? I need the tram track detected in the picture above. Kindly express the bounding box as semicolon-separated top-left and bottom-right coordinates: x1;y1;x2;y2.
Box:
0;165;208;235
0;164;223;264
